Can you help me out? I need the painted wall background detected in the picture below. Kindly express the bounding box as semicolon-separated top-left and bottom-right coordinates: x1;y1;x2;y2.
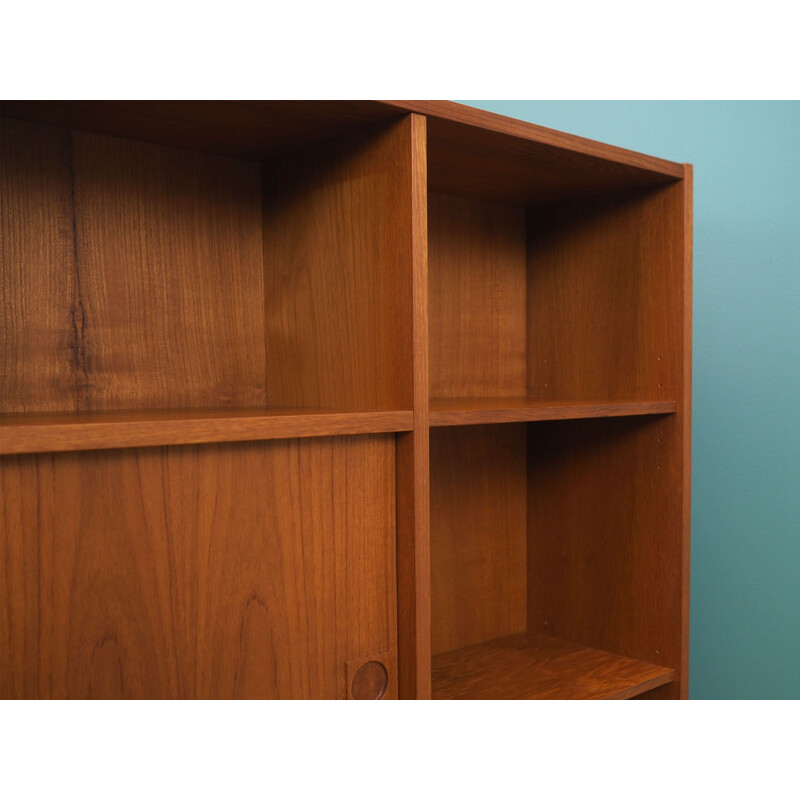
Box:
464;101;800;699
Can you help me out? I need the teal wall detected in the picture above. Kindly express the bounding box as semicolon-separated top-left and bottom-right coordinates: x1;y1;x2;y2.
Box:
463;101;800;699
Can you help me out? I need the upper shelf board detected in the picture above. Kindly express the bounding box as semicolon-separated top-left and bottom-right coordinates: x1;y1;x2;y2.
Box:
0;408;413;455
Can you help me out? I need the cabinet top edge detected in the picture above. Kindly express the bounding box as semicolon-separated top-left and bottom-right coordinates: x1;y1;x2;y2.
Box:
382;100;687;179
2;100;688;178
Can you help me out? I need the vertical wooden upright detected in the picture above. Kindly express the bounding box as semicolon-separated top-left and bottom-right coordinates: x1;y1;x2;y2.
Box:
396;114;431;699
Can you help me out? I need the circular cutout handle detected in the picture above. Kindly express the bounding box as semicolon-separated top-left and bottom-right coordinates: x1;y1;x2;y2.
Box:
350;660;389;700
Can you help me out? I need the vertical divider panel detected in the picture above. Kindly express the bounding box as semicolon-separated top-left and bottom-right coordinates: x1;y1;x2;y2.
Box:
396;114;431;699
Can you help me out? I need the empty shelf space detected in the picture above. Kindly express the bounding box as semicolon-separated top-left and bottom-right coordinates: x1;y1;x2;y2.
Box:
0;409;414;455
429;397;677;427
432;632;675;700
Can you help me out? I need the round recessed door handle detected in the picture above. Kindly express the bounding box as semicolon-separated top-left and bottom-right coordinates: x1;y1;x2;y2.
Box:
350;660;389;700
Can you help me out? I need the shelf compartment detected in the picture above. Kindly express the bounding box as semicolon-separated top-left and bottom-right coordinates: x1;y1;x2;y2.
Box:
432;632;674;700
1;113;415;418
430;397;676;427
0;409;414;455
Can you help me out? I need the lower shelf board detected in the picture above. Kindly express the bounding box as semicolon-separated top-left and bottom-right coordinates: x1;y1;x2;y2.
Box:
0;408;414;455
431;632;675;700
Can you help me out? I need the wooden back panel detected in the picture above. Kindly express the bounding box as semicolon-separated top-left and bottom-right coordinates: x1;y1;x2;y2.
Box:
430;424;527;655
428;193;527;399
263;117;415;410
1;117;266;413
0;435;397;699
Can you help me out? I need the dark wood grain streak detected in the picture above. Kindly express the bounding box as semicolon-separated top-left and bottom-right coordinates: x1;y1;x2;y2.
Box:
0;435;397;699
0;409;413;455
432;632;674;700
1;117;267;414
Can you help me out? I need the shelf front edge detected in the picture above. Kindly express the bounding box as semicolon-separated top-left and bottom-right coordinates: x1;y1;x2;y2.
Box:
429;400;678;427
0;410;414;455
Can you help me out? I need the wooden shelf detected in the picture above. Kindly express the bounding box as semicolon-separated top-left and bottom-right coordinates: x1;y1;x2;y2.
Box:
432;632;675;700
0;409;414;455
429;398;677;427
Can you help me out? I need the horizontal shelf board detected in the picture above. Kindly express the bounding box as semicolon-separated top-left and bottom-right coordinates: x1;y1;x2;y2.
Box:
432;632;675;700
0;409;413;455
429;398;677;427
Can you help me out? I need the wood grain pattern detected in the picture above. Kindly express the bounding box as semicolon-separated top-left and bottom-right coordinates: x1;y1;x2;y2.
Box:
263;117;413;410
527;183;684;403
1;101;691;701
395;115;432;699
527;415;684;699
1;117;266;414
0;409;413;455
431;632;674;700
429;398;676;427
0;435;397;699
429;193;527;399
430;424;527;655
1;117;77;412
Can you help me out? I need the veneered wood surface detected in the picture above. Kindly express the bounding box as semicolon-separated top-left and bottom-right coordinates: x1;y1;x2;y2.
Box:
1;102;692;701
527;416;684;699
2;101;684;182
1;101;404;160
1;117;266;414
0;408;413;455
389;101;683;182
0;435;397;699
431;632;674;700
527;183;684;403
429;397;676;427
346;652;396;700
680;166;693;699
428;193;527;399
430;425;527;656
424;116;680;206
395;115;432;699
263;117;413;410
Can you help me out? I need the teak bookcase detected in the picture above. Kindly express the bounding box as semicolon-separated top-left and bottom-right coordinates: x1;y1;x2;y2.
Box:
0;101;692;700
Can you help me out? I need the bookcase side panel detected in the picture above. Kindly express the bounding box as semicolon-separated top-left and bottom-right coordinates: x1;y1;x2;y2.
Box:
526;181;685;404
527;415;684;699
262;117;416;411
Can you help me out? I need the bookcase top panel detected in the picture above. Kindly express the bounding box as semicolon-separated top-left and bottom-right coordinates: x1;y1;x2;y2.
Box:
2;101;684;204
